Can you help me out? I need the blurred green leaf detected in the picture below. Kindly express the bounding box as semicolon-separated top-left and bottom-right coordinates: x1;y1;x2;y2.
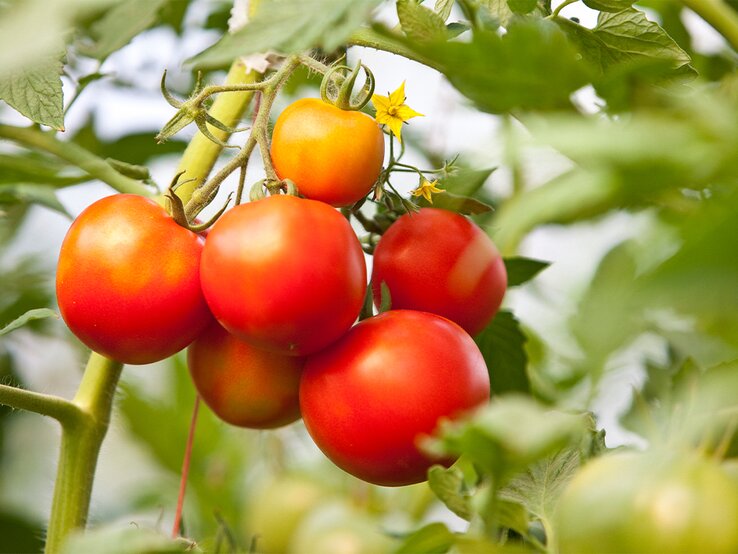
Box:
508;0;537;14
0;52;64;130
583;0;635;11
398;0;448;41
394;522;455;554
480;0;514;26
434;0;455;21
0;510;44;554
427;465;473;520
416;191;493;214
0;308;58;337
188;0;381;69
0;152;86;186
475;311;530;395
0;183;70;216
416;19;590;114
61;524;198;554
439;166;495;197
503;257;549;287
430;396;587;479
78;0;171;60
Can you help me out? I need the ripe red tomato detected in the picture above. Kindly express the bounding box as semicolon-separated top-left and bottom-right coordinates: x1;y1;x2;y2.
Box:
270;98;385;207
56;194;211;365
300;310;490;486
200;194;366;356
556;452;738;554
371;208;507;336
187;321;303;429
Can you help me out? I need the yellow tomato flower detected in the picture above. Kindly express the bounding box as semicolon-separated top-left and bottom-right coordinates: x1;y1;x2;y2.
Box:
372;81;423;143
411;178;445;204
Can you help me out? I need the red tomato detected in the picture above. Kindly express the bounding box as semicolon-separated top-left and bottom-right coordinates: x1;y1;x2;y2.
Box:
187;321;304;429
270;98;385;207
200;194;366;356
371;208;507;336
56;194;211;365
300;310;490;486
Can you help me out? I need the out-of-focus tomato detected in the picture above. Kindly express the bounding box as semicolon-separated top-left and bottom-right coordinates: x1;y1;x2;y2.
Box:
270;98;385;207
187;321;304;429
200;194;366;356
371;208;507;336
56;194;210;365
556;451;738;554
300;310;490;486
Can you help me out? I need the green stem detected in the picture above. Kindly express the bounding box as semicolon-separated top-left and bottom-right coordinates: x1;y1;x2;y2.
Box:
348;28;443;71
551;0;578;18
174;60;260;204
0;125;151;196
0;385;80;424
681;0;738;52
184;56;301;219
45;353;123;554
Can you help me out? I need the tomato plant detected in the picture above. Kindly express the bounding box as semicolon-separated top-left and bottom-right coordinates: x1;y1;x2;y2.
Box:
200;194;366;356
372;208;507;336
556;452;738;554
300;310;490;486
187;321;304;429
56;194;211;365
270;98;385;207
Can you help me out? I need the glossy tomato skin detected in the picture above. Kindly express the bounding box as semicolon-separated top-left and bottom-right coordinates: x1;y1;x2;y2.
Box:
187;321;304;429
300;310;490;486
371;208;507;336
56;194;211;365
200;194;366;356
556;452;738;554
270;98;385;207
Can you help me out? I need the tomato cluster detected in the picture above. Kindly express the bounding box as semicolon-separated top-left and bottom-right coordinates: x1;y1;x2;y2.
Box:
55;97;506;486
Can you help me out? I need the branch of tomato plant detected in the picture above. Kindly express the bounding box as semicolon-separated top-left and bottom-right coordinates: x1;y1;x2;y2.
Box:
182;55;313;220
0;124;152;196
45;353;123;554
681;0;738;52
0;384;80;424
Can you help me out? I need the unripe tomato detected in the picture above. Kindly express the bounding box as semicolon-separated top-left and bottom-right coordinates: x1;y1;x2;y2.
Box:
187;321;303;429
300;310;490;486
270;98;385;207
200;195;366;356
371;208;507;336
56;194;210;365
556;451;738;554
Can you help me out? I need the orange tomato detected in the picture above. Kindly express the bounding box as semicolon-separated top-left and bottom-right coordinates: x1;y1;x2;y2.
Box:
270;98;385;207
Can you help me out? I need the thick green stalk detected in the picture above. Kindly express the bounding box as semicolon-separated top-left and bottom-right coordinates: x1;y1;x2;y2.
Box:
681;0;738;52
0;125;151;196
44;353;123;554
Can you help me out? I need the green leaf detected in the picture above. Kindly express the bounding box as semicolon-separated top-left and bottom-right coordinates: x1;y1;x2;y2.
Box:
480;0;515;27
496;498;530;536
434;0;455;21
394;522;455;554
78;0;170;60
398;0;448;41
500;448;582;531
0;152;84;186
0;308;58;337
430;396;588;479
504;257;549;287
188;0;381;69
417;19;590;114
105;158;151;181
475;311;530;395
593;8;692;71
583;0;635;11
0;53;64;130
0;183;71;216
440;166;496;197
427;465;473;520
508;0;537;14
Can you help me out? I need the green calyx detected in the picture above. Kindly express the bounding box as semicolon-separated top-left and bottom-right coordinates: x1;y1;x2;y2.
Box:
320;60;375;111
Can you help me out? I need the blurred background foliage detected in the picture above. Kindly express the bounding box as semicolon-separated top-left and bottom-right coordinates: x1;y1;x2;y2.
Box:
1;0;738;552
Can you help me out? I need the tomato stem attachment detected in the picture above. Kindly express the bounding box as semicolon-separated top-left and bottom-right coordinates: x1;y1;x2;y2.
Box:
320;61;375;111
